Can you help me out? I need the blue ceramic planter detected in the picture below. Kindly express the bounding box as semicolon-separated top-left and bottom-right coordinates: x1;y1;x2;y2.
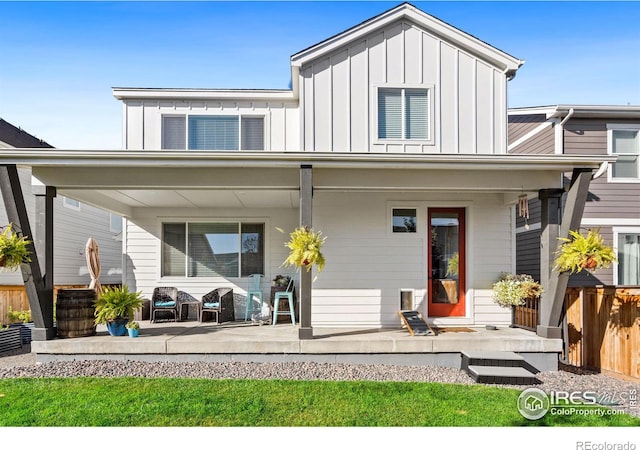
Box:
127;328;139;338
106;318;128;336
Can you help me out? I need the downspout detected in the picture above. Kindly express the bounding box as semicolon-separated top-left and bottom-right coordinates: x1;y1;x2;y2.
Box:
559;108;575;127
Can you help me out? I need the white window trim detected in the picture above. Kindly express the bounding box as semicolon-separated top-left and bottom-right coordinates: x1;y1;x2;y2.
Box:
387;203;421;237
373;84;435;146
62;196;81;211
161;112;269;151
606;123;640;183
157;217;270;281
612;226;640;285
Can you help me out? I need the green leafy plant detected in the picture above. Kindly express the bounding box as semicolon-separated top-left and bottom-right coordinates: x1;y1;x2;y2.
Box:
492;273;543;308
283;226;326;273
554;228;617;274
125;321;139;330
446;252;459;277
0;224;31;269
272;274;291;287
94;285;143;325
6;307;31;324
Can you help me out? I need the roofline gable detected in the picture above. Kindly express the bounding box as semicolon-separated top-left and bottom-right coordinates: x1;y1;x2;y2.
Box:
291;2;524;75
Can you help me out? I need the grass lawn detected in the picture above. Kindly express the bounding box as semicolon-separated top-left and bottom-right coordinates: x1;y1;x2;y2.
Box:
0;378;638;426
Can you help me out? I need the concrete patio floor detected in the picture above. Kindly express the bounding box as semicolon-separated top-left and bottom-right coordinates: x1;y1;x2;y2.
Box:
32;320;563;371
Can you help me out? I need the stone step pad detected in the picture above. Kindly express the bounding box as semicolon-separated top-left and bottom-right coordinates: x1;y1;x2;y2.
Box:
467;365;538;385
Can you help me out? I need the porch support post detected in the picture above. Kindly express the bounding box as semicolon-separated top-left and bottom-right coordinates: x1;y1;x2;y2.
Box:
537;169;592;338
298;164;313;340
0;165;55;340
33;185;56;339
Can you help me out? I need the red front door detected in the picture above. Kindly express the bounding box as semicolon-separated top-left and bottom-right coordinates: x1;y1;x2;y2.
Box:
428;208;466;317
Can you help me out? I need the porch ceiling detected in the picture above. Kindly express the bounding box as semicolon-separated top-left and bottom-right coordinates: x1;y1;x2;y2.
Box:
0;149;612;216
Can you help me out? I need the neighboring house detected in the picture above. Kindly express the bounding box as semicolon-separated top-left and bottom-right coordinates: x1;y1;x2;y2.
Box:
0;3;607;334
0;118;122;292
509;105;640;286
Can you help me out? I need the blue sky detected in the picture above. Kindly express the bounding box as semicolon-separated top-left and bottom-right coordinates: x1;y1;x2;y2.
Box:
1;1;639;149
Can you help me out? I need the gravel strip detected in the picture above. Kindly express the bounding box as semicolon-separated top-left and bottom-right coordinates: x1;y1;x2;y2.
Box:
1;348;638;418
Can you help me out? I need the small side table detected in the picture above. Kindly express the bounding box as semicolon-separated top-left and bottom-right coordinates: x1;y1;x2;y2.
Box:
179;300;201;321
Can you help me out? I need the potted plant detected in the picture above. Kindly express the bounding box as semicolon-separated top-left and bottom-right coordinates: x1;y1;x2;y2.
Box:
0;223;31;269
492;273;543;308
272;274;291;287
283;226;326;273
554;228;617;274
94;285;143;336
126;321;140;338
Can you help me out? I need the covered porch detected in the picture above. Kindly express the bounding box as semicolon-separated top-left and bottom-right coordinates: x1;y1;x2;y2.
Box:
0;150;611;344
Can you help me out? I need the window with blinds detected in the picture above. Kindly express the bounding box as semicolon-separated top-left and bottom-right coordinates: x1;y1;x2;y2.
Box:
161;115;264;151
161;222;264;278
611;129;639;179
378;87;430;140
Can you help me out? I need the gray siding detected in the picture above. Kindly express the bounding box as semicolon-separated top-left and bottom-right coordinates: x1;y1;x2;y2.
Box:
564;119;608;156
565;118;640;220
508;114;555;154
0;167;122;286
516;229;541;282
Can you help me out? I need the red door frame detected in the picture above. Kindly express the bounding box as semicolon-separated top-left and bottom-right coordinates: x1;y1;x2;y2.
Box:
427;208;466;317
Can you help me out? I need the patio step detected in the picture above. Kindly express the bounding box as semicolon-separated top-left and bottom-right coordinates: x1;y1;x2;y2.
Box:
461;351;540;385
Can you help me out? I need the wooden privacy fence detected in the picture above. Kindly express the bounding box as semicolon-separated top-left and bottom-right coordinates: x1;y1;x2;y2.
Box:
0;285;100;326
565;286;640;381
513;297;539;332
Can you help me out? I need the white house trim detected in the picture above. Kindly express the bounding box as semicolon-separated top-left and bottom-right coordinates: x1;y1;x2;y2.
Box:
291;3;523;75
582;218;640;227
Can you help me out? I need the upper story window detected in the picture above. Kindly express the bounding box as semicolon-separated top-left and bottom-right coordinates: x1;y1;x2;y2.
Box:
162;115;264;151
608;124;640;181
377;87;430;141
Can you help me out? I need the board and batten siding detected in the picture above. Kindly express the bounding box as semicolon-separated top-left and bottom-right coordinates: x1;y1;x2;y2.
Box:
123;99;300;151
300;20;508;154
0;167;122;286
311;191;513;327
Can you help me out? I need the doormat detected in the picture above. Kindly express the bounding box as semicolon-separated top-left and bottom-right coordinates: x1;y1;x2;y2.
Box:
432;327;476;333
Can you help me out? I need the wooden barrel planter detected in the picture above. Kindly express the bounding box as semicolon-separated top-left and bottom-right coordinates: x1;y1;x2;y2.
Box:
56;289;97;338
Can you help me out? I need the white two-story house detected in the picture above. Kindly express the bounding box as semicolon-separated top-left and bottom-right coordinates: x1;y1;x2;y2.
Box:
2;3;608;335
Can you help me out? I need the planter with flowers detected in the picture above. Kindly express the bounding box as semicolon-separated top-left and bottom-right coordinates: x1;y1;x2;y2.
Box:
553;228;616;274
492;273;543;329
282;226;326;274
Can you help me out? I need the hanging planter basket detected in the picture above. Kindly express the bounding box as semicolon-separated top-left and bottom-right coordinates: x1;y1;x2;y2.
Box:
553;228;617;274
282;226;326;273
0;223;32;270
